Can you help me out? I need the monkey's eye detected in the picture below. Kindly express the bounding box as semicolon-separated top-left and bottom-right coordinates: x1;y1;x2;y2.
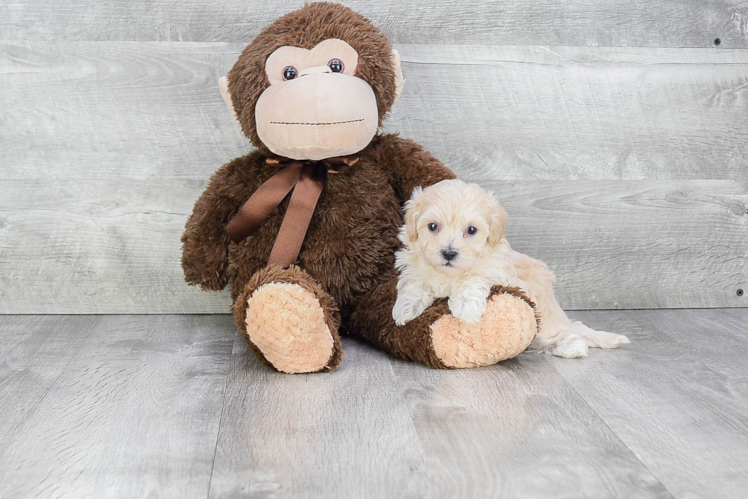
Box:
328;59;344;73
283;66;298;80
466;226;478;235
428;223;439;232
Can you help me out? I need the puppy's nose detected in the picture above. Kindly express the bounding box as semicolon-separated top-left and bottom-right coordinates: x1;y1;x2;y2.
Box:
441;249;458;261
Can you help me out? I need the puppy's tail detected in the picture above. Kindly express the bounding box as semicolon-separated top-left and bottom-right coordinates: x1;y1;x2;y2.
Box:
511;249;630;354
570;321;630;349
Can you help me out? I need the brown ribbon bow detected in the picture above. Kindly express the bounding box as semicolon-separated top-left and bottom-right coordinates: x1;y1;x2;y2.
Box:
226;154;359;267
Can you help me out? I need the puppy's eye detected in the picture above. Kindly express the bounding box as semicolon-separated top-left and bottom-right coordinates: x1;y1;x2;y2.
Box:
466;226;478;235
328;59;344;73
283;66;298;80
428;223;439;232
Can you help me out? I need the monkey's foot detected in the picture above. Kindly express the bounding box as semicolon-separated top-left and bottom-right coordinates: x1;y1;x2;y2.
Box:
246;282;339;374
430;289;537;368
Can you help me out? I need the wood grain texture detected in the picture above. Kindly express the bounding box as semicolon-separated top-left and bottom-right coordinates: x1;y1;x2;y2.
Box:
0;316;101;459
3;42;748;181
489;179;748;310
557;309;748;497
209;330;669;498
1;178;744;313
2;310;748;497
1;0;747;49
1;41;747;312
389;352;670;498
0;178;233;314
395;45;748;182
208;331;434;498
0;42;249;181
691;308;748;380
1;178;745;313
0;314;235;498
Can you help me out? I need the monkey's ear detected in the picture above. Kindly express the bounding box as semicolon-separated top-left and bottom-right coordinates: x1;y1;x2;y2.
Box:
391;49;405;102
404;186;423;242
218;76;238;120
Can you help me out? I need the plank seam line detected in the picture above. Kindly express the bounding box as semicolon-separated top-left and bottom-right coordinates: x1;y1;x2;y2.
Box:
556;364;676;497
0;316;100;461
655;310;748;385
206;331;235;499
384;353;435;488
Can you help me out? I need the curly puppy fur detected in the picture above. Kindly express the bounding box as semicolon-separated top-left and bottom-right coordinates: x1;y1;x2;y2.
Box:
395;179;629;359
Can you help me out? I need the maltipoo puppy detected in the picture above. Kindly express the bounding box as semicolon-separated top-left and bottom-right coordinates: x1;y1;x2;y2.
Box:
392;179;630;358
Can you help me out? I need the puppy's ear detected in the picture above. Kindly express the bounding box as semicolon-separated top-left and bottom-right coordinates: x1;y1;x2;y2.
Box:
404;186;424;242
487;193;508;247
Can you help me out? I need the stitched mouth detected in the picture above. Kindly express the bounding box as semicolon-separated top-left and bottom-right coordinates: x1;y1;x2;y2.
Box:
270;118;365;126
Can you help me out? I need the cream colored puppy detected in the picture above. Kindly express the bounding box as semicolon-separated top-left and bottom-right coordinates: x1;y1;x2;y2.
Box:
392;179;630;358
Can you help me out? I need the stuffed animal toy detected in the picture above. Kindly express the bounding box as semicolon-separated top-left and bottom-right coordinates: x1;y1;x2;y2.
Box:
181;2;538;373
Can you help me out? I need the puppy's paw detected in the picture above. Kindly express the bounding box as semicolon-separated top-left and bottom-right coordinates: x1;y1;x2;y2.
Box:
393;296;427;326
551;334;589;359
449;293;488;324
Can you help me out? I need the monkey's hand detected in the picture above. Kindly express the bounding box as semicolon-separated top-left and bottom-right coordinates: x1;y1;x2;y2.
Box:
181;222;231;291
180;159;252;291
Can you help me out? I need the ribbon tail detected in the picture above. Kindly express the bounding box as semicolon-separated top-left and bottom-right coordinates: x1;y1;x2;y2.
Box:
226;164;302;243
267;165;325;267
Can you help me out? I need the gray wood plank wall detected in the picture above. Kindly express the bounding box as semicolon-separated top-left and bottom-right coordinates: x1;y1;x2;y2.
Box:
2;0;748;48
1;1;746;313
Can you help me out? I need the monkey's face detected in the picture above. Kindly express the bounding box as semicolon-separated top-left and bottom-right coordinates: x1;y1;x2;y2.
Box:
225;3;404;159
254;39;379;161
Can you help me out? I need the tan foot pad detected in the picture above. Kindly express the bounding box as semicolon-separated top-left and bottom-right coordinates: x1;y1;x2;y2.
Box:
431;293;537;368
246;282;335;374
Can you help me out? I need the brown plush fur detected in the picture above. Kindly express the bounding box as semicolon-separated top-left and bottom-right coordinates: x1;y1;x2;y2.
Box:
350;283;538;369
181;134;454;302
181;2;537;372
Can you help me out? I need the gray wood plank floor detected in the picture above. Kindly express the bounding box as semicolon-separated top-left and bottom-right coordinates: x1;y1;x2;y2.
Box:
1;309;747;498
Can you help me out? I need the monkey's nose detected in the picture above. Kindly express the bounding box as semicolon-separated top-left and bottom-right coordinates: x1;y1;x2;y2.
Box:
298;65;332;77
441;249;458;261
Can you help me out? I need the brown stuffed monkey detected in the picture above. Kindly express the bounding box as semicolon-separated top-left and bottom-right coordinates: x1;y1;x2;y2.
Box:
181;2;537;373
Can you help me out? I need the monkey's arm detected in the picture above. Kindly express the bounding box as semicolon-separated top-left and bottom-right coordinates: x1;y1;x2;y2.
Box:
377;134;456;202
181;157;253;291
